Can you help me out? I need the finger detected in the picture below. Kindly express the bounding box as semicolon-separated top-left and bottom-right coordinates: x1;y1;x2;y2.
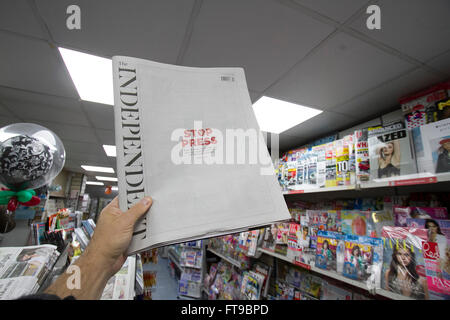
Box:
124;196;152;224
106;196;119;209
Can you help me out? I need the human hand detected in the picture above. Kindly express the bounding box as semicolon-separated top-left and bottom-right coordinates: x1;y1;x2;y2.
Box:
84;196;152;277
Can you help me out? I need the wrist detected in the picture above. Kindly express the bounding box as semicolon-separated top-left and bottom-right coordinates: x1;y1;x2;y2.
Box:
82;241;116;278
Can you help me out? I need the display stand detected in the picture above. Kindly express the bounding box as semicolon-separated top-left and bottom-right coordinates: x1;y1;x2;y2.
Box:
167;241;205;299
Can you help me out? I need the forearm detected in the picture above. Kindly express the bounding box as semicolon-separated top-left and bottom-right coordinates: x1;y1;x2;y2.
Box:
45;247;113;300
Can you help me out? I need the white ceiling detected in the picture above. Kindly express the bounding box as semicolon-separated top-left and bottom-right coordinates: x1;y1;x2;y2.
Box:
0;0;449;178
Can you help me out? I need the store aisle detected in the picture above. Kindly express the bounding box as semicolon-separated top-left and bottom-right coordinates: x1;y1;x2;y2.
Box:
143;256;179;300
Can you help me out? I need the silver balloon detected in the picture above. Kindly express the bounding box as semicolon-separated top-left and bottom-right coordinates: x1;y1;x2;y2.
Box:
0;123;65;190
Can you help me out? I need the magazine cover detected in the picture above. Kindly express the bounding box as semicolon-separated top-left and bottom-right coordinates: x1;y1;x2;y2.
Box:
417;118;450;174
335;138;350;186
112;57;291;254
394;206;448;227
307;210;327;249
325;141;337;188
368;121;417;180
381;226;429;299
295;150;307;186
340;210;368;236
354;129;370;183
286;160;297;187
287;223;301;260
342;235;374;282
345;134;356;185
315;231;344;271
312;144;326;188
406;218;449;272
321;280;352;300
306;151;318;187
437;98;450;121
275;223;289;256
367;210;395;238
422;241;450;300
325;210;341;232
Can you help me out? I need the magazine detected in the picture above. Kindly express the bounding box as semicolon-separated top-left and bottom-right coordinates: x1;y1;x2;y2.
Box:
355;129;370;183
101;255;136;300
112;56;291;254
417;118;450;174
325;141;337;187
335;138;352;186
422;241;450;299
274;223;289;256
321;280;352;300
342;235;374;282
393;206;448;227
240;270;265;300
381;226;429;299
261;225;277;252
367;121;417;180
340;210;369;236
367;210;395;238
0;245;59;300
315;231;344;271
312;144;326;188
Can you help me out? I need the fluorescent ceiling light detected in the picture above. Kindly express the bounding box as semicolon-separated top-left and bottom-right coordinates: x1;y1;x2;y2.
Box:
58;47;113;105
103;145;116;157
81;165;115;173
86;181;104;186
96;176;118;182
252;96;322;134
111;186;118;191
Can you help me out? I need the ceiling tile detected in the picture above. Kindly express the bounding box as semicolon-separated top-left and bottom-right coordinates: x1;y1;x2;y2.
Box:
0;115;22;128
0;0;46;39
0;101;12;117
426;50;450;76
292;0;367;23
266;32;414;110
62;140;105;156
35;0;196;63
0;87;90;126
68;152;110;166
81;101;114;130
182;0;334;92
348;0;450;62
0;32;78;98
30;120;98;144
333;68;446;116
280;111;358;148
95;129;115;145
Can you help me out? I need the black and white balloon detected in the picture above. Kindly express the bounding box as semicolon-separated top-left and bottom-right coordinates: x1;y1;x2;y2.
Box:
0;123;65;190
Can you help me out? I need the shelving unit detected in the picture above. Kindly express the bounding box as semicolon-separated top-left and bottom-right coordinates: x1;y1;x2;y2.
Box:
283;172;450;196
259;245;413;300
167;243;205;300
168;248;182;272
207;248;246;270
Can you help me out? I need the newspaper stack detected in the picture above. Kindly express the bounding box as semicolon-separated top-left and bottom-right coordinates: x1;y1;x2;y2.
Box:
0;244;59;299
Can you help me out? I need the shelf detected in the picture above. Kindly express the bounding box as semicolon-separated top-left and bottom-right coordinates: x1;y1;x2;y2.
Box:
168;249;182;271
282;172;450;196
258;248;413;300
283;185;356;195
359;172;450;189
207;248;244;269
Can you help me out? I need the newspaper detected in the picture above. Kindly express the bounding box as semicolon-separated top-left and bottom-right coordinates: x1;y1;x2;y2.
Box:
112;57;291;254
0;244;59;299
101;255;136;300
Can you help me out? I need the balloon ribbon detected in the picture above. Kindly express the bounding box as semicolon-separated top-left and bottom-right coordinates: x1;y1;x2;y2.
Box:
0;189;40;212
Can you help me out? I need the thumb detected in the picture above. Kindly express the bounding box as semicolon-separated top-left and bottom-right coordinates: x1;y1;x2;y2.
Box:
125;196;152;224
